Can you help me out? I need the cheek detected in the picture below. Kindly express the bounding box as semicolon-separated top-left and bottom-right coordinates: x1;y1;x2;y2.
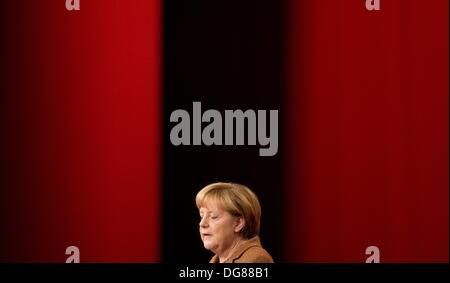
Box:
213;222;234;236
209;223;223;238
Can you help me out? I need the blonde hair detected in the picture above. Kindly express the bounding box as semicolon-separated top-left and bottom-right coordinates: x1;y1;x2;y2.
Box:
196;182;261;239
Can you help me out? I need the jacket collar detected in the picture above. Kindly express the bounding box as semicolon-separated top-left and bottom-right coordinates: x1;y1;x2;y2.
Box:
210;236;262;263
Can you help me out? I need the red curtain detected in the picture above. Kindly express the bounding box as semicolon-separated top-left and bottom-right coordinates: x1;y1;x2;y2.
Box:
1;0;161;262
285;0;448;262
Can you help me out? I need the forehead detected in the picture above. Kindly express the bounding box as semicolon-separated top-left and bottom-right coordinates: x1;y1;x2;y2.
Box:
199;199;224;212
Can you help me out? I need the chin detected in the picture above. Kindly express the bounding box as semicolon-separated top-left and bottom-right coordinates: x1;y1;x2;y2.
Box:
202;241;211;250
202;240;215;251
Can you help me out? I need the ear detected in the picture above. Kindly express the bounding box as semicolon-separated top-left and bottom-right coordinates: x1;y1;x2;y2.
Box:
234;217;245;233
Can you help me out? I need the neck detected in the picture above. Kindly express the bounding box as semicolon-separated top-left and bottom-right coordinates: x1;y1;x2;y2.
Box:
218;237;242;263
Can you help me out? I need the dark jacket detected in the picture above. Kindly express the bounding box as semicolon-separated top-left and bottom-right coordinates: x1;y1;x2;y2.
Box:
209;236;274;263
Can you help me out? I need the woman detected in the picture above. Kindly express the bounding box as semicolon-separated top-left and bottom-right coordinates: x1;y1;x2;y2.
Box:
196;182;274;263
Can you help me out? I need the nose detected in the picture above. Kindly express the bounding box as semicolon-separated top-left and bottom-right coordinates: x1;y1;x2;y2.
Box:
199;216;208;228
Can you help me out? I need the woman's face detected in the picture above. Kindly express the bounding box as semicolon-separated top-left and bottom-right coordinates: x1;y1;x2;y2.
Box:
199;201;243;255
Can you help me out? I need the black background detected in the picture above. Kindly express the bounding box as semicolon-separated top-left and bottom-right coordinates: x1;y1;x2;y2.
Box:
163;0;284;262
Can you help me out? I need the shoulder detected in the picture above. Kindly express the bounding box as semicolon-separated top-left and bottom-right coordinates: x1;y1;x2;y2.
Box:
234;246;274;263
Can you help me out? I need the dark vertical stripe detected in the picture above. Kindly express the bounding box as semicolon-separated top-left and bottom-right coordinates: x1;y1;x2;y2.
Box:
163;0;284;262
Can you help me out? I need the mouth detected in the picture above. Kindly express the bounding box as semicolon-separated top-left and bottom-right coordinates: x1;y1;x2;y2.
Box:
201;233;212;238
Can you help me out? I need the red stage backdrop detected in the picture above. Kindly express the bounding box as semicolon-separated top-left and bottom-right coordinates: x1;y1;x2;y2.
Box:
0;0;161;262
0;0;447;263
285;0;449;262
